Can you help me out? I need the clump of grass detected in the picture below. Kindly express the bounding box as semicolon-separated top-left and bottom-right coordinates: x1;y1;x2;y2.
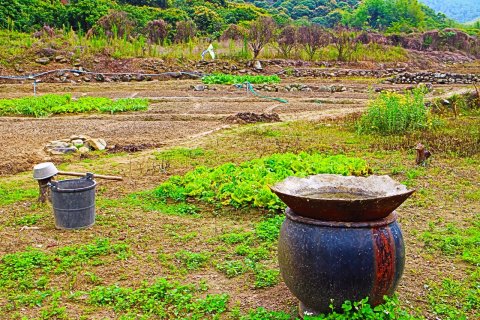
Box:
0;94;148;117
356;88;439;135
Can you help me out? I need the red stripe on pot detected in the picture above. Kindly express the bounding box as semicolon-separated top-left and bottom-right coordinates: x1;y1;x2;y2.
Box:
371;226;395;305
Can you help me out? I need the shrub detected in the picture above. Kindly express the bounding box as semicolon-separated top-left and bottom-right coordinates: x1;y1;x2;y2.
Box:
91;10;136;39
298;24;331;60
356;88;436;135
276;25;297;58
193;5;224;35
174;20;196;43
220;24;247;41
332;27;359;62
145;19;169;44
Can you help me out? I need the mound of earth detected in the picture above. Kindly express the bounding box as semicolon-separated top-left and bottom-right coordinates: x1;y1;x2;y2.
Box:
226;112;281;124
107;143;164;153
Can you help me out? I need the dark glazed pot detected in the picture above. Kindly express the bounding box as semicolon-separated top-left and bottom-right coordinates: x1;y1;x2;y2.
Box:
278;208;405;316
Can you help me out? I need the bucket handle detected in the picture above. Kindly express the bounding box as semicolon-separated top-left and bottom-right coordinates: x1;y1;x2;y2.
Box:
47;173;94;190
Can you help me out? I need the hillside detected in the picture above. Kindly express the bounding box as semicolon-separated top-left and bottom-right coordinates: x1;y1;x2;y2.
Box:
0;0;459;34
419;0;480;23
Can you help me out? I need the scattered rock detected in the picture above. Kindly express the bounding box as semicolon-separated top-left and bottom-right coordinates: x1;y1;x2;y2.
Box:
87;138;107;151
55;55;68;63
78;147;90;154
254;60;263;70
193;84;207;91
35;58;50;65
71;139;84;147
14;64;24;73
49;147;77;155
95;74;105;82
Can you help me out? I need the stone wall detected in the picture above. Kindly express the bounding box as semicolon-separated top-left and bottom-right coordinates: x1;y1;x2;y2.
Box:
385;72;479;85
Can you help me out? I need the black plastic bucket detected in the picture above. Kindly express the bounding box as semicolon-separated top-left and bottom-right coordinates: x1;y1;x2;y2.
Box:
50;173;96;230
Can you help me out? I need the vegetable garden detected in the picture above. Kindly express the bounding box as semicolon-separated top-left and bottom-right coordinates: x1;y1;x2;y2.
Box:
0;74;478;320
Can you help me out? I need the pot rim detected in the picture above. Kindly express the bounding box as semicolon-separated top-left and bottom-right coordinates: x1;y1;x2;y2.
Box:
285;208;398;228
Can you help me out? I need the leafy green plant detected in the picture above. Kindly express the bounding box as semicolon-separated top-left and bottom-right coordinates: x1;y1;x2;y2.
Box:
356;88;439;135
202;73;281;85
15;214;42;226
0;239;129;291
175;250;209;270
235;244;269;261
216;260;249;278
255;215;285;242
0;94;148;117
88;278;229;318
253;266;279;289
239;307;291;320
153;153;369;211
305;296;420;319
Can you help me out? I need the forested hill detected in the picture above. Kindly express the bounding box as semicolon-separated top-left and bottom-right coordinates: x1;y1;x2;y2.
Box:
0;0;475;37
419;0;480;23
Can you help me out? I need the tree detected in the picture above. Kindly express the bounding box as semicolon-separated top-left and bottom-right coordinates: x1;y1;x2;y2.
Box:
193;6;224;35
332;27;358;62
344;0;427;31
220;24;247;41
62;0;115;31
248;16;276;59
146;19;169;44
277;25;297;58
174;20;196;43
93;10;136;39
298;24;330;60
117;0;170;9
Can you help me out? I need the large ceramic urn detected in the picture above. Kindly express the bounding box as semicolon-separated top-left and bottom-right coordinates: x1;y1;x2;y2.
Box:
270;174;414;316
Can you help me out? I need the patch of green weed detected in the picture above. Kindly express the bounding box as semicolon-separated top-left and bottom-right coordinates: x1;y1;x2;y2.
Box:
87;278;229;318
175;250;210;270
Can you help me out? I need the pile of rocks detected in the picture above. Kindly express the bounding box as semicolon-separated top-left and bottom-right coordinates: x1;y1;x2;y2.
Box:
253;83;347;93
191;84;217;92
45;135;107;155
385;72;479;85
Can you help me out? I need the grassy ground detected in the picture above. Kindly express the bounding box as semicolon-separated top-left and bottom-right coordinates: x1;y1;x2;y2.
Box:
0;114;478;319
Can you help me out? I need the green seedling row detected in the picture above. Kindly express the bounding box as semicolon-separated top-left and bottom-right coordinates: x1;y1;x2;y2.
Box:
0;94;148;117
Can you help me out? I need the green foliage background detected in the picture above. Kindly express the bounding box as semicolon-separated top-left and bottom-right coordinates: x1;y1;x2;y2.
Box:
0;0;475;37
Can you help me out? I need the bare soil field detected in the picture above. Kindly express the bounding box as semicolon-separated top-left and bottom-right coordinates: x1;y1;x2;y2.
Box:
0;79;470;176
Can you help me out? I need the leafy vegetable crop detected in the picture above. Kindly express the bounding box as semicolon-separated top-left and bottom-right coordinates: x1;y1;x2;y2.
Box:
0;94;148;117
154;153;369;211
202;73;281;85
